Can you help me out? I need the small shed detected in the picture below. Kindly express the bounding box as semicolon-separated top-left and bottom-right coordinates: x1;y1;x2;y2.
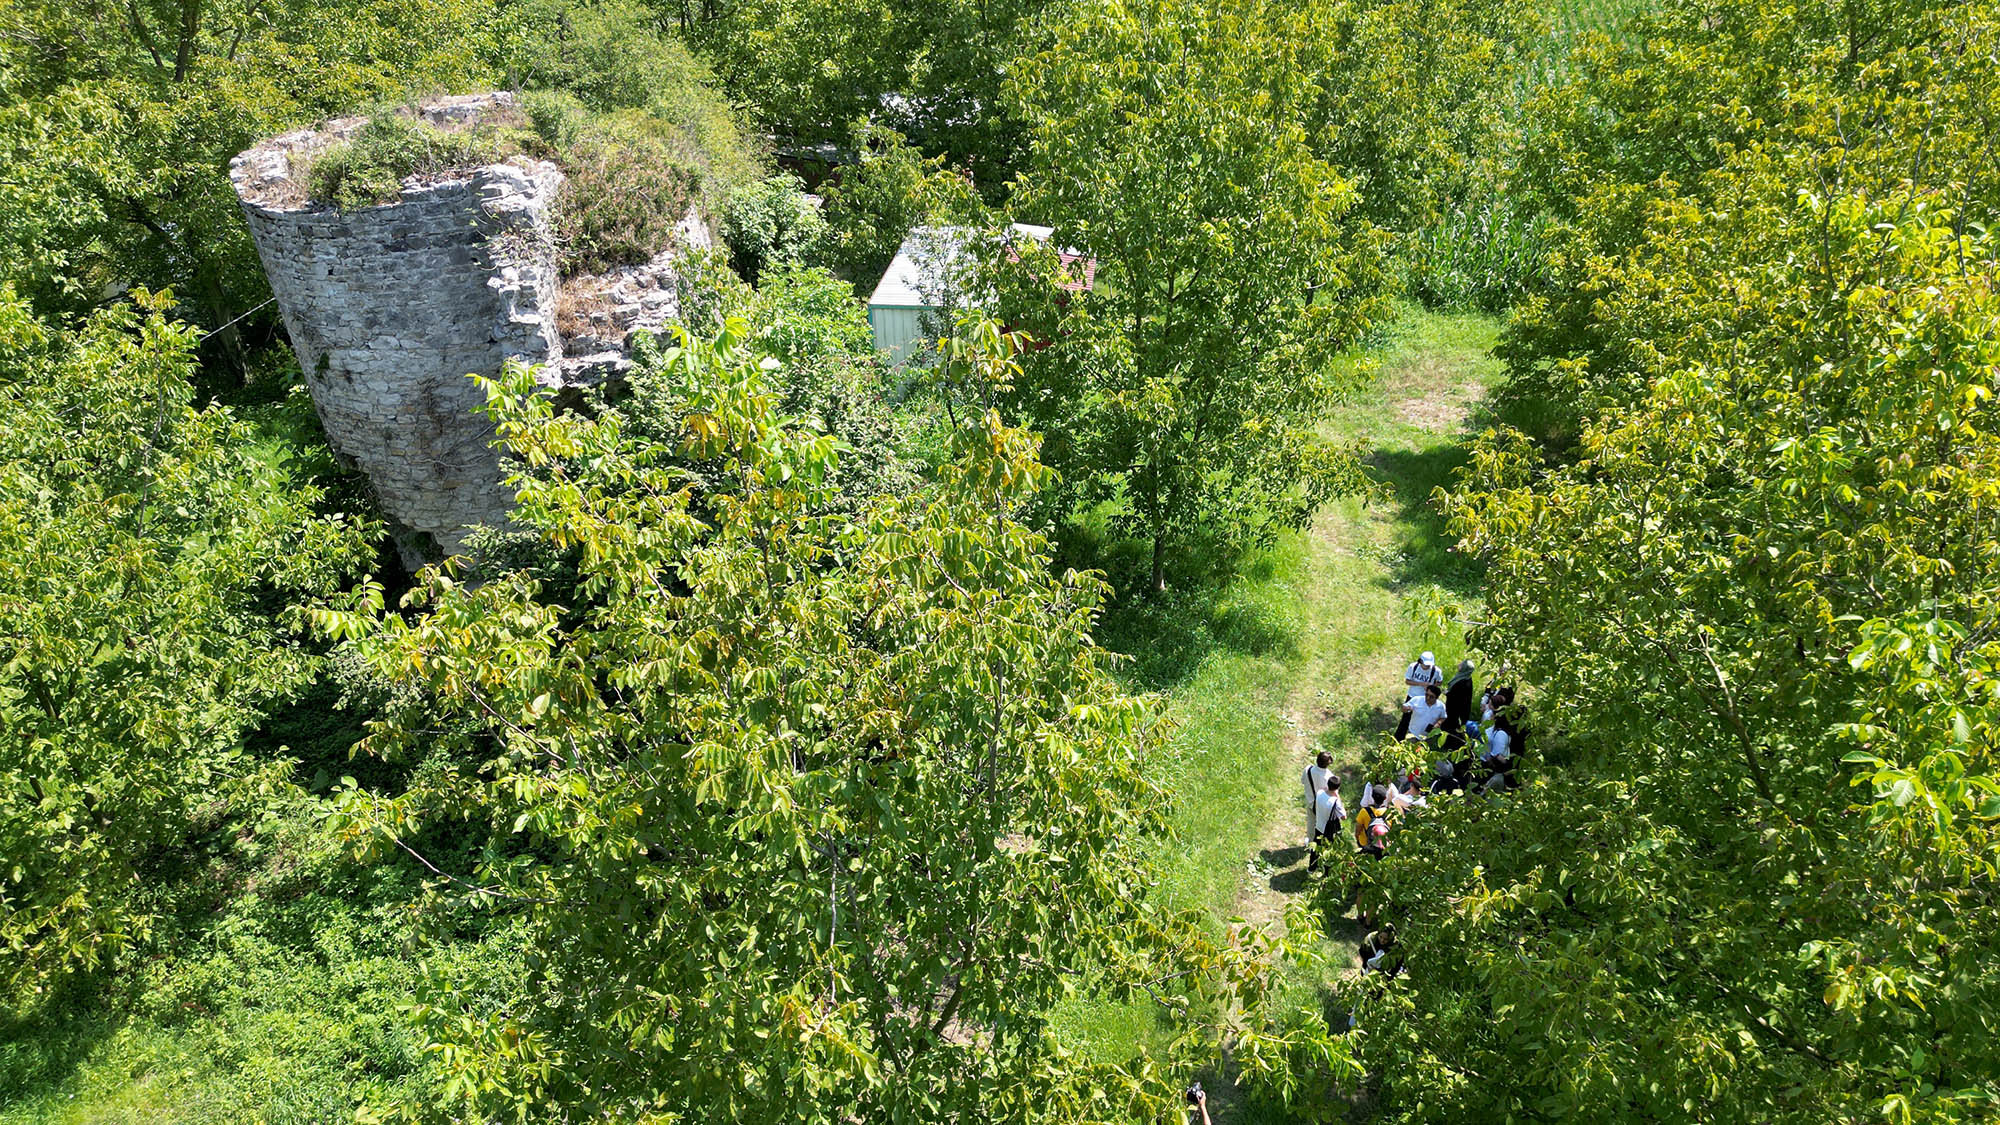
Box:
867;223;1072;364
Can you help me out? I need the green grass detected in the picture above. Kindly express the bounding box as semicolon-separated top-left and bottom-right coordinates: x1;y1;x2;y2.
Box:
0;824;527;1125
306;112;536;211
1050;308;1506;1115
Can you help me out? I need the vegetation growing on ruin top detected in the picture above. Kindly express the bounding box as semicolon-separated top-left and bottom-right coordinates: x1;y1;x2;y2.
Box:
302;110;537;211
304;83;756;278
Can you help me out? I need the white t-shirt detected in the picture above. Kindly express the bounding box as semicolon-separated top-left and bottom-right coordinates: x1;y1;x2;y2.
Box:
1485;727;1513;760
1302;764;1330;809
1313;789;1346;834
1405;697;1448;738
1404;660;1443;701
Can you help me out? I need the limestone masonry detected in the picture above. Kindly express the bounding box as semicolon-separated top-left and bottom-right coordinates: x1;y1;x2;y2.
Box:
230;92;710;561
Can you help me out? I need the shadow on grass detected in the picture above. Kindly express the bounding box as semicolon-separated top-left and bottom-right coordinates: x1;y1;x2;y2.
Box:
1325;702;1399;747
0;982;124;1104
1367;443;1484;597
1268;865;1313;895
1094;567;1304;692
1260;844;1309;869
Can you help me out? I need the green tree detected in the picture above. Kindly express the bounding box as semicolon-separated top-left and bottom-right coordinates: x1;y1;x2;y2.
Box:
0;290;375;1008
1003;0;1390;591
1334;177;2000;1125
1494;0;2000;444
316;321;1215;1121
720;174;828;284
619;264;918;511
0;0;500;376
668;0;1052;181
815;120;987;289
1290;0;1543;233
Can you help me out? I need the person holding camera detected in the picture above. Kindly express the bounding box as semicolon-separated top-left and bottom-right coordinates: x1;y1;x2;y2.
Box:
1185;1082;1212;1124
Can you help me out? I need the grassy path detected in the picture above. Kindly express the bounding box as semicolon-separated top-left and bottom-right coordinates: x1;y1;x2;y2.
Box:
1056;309;1502;1118
1227;311;1498;939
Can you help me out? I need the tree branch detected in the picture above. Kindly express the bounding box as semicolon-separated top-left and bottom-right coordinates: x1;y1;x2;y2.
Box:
1695;629;1777;803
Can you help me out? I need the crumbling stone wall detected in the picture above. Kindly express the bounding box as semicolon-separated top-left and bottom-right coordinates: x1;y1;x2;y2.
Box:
230;92;707;562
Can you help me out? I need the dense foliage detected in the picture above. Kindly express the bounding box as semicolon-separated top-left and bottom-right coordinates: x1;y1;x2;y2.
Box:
1001;0;1391;590
669;0;1052;183
1322;1;2000;1120
815;121;988;289
621;263;918;509
721;174;828;284
10;0;1999;1119
0;0;754;377
314;325;1209;1120
1497;0;2000;444
0;290;374;1008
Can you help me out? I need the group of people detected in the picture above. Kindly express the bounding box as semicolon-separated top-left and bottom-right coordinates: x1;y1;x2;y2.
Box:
1391;650;1525;788
1298;652;1529;972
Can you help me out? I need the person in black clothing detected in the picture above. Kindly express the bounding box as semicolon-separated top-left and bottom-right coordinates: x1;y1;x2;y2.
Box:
1359;925;1402;976
1428;758;1462;795
1442;659;1475;751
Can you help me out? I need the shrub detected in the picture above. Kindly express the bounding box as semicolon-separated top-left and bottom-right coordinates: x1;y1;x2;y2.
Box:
818;120;984;286
720;174;827;284
517;93;731;277
550;122;702;275
621;264;914;509
505;4;760;206
306;114;531;211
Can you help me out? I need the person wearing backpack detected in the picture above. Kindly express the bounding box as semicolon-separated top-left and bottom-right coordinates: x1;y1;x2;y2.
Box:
1354;806;1388;856
1308;773;1345;872
1359;776;1393;812
1301;751;1332;847
1394;651;1443;738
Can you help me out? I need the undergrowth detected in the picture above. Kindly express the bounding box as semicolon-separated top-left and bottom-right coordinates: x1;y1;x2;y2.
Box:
306;113;533;211
305;88;756;278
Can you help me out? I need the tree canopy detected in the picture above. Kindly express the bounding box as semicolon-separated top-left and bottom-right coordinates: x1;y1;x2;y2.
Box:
1001;0;1390;590
9;0;2000;1119
0;290;374;1007
314;322;1216;1121
1322;2;2000;1118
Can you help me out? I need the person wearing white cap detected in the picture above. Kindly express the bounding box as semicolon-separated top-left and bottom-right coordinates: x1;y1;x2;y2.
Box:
1395;651;1444;738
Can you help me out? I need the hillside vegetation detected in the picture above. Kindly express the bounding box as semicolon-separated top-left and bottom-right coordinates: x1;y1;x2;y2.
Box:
3;0;1998;1122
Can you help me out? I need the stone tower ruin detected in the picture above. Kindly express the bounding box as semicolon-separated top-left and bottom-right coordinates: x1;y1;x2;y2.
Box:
230;92;705;562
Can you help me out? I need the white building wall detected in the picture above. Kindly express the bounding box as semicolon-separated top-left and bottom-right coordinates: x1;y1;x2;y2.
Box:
868;305;930;366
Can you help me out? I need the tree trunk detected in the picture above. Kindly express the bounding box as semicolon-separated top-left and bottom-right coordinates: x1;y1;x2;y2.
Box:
198;270;248;388
1151;530;1166;593
173;0;201;82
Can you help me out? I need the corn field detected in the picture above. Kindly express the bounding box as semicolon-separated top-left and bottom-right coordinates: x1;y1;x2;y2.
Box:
1405;205;1549;311
1402;0;1650;311
1513;0;1656;101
